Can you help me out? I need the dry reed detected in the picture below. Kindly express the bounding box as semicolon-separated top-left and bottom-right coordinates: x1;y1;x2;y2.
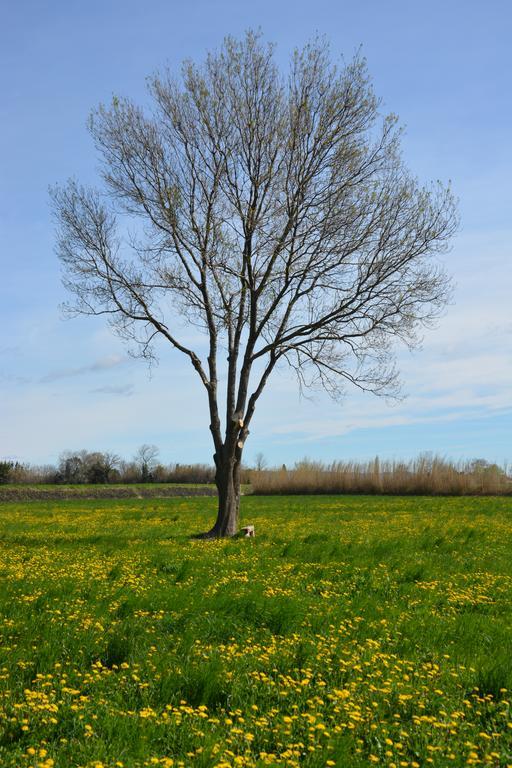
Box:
250;456;512;496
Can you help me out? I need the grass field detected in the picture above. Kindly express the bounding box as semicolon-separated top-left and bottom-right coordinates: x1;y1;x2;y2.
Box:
1;495;512;767
0;485;217;503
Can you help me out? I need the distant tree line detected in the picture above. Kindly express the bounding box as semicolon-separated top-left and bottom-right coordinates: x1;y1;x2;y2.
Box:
0;451;510;496
0;445;216;485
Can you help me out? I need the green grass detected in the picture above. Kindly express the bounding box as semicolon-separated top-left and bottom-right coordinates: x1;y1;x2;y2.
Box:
1;495;512;767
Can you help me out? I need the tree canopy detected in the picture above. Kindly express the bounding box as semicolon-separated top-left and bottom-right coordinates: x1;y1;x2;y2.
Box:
52;32;457;535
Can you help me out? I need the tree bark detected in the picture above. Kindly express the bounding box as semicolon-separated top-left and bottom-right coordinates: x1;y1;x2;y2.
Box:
199;450;241;538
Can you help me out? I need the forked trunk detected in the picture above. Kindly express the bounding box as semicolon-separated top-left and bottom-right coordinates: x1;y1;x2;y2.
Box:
202;455;241;538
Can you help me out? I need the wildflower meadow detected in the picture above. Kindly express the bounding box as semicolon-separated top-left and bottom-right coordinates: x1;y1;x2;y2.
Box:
1;495;512;767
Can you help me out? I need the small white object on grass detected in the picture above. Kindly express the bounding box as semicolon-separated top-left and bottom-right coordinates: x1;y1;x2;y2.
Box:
241;525;255;537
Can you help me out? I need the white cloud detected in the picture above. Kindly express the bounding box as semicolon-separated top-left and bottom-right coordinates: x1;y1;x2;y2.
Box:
91;384;134;396
40;355;127;383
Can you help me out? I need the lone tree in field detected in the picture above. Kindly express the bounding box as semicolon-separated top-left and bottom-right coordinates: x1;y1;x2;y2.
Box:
52;32;457;537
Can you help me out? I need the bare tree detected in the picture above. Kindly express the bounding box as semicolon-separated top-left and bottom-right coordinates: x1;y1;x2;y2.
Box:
99;450;121;482
254;452;268;472
134;444;160;482
51;32;457;536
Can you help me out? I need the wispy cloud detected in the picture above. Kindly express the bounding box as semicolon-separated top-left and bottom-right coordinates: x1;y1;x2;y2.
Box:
0;373;31;385
91;384;134;396
40;355;126;383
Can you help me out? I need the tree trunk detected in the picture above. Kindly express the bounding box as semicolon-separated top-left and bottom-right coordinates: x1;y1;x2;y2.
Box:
202;453;241;538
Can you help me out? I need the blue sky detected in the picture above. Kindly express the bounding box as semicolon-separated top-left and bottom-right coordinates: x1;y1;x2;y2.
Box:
0;0;511;467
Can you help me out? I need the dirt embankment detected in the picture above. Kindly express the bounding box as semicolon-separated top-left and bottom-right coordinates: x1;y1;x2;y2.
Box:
0;486;217;502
